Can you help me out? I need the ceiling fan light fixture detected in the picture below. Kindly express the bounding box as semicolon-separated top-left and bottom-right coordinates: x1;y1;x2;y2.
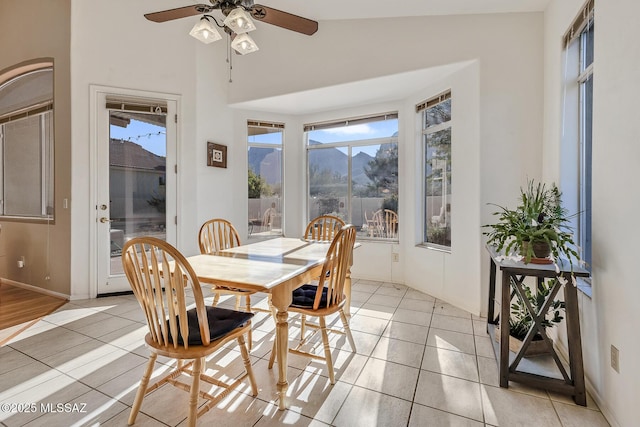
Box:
223;7;256;34
189;16;222;44
231;33;259;55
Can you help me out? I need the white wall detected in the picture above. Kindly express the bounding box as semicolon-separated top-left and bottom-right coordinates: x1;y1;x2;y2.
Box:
227;13;543;315
70;5;544;314
70;0;215;297
543;1;640;426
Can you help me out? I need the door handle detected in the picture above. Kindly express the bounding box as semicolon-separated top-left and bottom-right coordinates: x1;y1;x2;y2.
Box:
99;217;114;223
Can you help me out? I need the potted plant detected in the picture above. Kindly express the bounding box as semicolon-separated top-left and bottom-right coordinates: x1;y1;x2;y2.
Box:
496;278;565;356
483;180;580;265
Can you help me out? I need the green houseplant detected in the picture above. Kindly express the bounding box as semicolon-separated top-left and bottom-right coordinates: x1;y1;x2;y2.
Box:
496;278;566;356
509;278;565;341
484;180;580;265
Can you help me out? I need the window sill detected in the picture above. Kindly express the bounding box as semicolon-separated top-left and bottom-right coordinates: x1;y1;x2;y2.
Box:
576;276;592;298
416;243;451;254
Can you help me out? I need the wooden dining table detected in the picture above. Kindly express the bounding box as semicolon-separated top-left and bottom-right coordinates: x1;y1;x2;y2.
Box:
184;237;354;410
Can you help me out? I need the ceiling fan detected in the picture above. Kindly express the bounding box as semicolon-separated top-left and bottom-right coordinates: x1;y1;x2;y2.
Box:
144;0;318;38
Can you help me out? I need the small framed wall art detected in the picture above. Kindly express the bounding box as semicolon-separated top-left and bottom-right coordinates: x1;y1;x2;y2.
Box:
207;142;227;168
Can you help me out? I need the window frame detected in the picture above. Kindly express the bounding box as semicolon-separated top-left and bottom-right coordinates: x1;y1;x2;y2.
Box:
562;2;593;279
0;63;54;221
304;114;399;242
247;120;285;238
419;91;452;251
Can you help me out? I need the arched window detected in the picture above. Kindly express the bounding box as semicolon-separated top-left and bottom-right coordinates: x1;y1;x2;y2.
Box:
0;60;54;219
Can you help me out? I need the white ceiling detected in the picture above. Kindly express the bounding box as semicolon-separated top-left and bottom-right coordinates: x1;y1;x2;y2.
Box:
257;0;550;21
229;62;472;115
224;0;550;114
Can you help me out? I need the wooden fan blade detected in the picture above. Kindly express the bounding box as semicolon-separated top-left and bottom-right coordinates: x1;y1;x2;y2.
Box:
144;4;214;23
250;5;318;35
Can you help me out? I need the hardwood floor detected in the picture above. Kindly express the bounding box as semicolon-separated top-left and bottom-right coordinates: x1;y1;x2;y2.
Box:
0;283;67;346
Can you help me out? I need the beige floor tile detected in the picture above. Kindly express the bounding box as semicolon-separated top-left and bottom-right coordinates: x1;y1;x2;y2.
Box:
356;302;395;320
382;321;429;344
65;348;147;388
286;371;352;424
8;326;93;360
375;284;408;298
333;385;412;427
427;328;477;355
41;305;105;326
371;336;425;368
354;357;419;401
254;404;330;426
137;382;200;426
474;335;496;358
430;314;474;334
72;315;139;339
433;301;473;318
20;389;127;427
414;370;483;422
547;390;600;410
399;298;434;312
421;346;479;382
1;284;610;427
0;347;38;375
102;409;167;426
408;403;484;427
347;330;380;357
472;319;489;336
305;349;368;384
351;281;381;293
477;355;500;387
0;374;91;426
98;322;148;350
193;389;270;427
481;385;561;426
552;400;610;427
404;290;436;302
392;308;432;327
39;339;123;373
0;361;64;403
348;313;389;336
350;290;373;303
366;294;402;308
45;309;112;330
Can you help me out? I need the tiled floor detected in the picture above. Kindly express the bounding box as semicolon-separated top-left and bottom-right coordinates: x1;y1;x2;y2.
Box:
0;280;610;426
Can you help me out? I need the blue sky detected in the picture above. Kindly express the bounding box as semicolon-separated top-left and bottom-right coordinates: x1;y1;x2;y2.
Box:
110;119;166;157
111;117;398;158
250;119;398;157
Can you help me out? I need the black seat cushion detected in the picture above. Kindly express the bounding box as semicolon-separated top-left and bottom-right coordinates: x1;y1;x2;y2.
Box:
168;306;254;346
291;284;328;309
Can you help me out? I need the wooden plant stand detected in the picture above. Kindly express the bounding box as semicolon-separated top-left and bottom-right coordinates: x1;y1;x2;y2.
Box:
485;245;590;406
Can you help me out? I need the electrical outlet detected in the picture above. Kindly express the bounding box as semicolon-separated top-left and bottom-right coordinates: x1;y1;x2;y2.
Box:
611;345;620;373
392;253;399;262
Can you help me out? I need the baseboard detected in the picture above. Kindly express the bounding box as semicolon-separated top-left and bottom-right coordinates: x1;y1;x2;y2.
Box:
554;340;621;427
0;278;69;301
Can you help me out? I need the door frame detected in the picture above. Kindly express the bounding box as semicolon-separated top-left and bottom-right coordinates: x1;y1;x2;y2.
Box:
88;85;180;297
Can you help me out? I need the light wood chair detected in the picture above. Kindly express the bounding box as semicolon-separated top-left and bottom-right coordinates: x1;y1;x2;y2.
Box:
268;225;357;384
382;209;399;239
304;214;345;242
122;237;257;427
199;218;271;350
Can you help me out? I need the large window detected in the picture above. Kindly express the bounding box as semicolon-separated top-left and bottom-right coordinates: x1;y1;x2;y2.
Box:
563;1;593;271
247;121;284;239
305;113;398;241
420;91;452;249
0;63;54;219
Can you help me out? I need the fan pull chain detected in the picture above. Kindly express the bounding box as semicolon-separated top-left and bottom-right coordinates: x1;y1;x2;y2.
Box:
227;35;233;83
